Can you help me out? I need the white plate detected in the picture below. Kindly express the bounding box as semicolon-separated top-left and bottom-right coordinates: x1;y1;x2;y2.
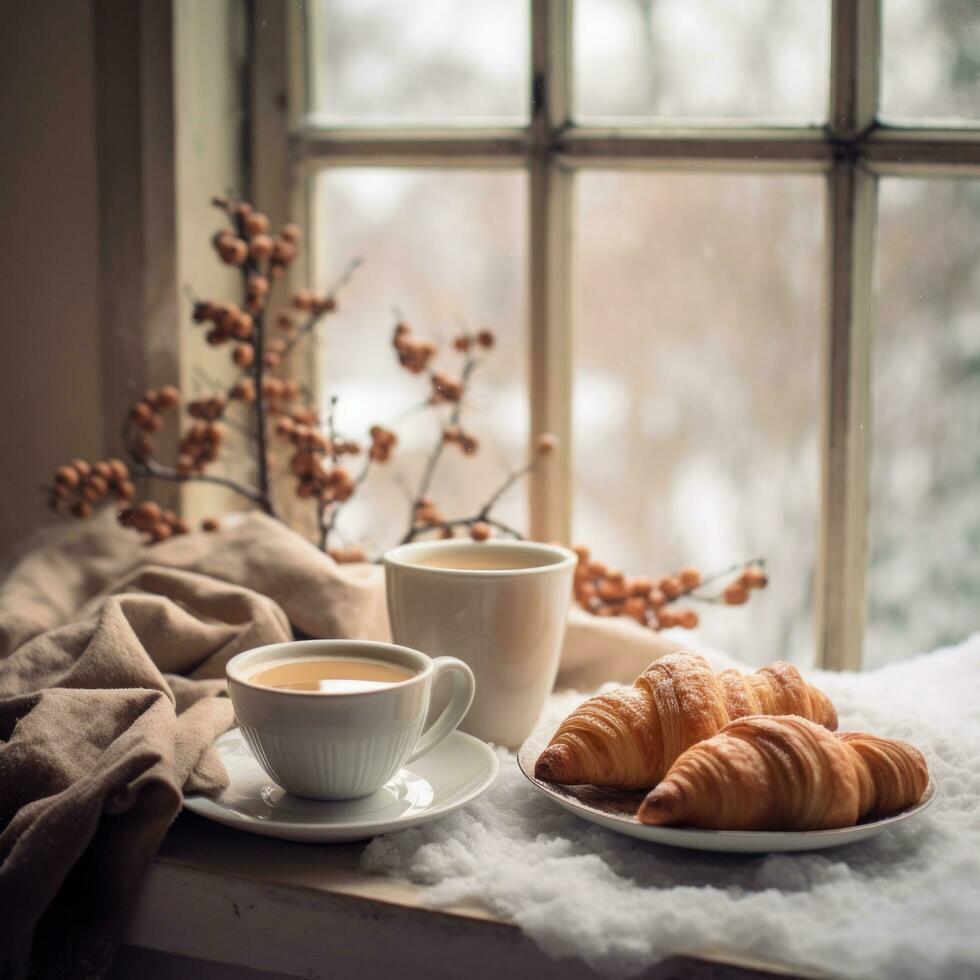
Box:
185;727;499;843
518;725;936;854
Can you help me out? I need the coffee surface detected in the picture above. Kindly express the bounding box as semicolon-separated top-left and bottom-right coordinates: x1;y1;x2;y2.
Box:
412;553;544;570
249;658;414;693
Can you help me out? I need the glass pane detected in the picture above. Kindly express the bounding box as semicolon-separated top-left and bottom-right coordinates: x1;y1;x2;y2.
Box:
867;179;980;668
312;169;528;552
574;0;829;123
307;0;529;124
573;173;825;667
881;0;980;123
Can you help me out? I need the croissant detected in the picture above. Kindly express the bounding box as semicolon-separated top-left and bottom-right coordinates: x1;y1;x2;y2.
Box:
534;652;837;790
637;715;929;830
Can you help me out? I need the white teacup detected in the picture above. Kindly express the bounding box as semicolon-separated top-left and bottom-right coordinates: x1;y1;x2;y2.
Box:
384;539;577;748
226;639;475;800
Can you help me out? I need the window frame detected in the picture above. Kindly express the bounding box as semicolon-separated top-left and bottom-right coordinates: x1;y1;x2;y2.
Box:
253;0;980;669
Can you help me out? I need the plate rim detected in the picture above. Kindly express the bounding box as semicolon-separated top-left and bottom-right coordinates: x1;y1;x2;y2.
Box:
184;726;499;835
518;723;937;842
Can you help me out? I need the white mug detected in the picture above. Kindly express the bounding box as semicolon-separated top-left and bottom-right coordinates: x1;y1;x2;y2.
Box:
384;539;576;748
226;639;475;800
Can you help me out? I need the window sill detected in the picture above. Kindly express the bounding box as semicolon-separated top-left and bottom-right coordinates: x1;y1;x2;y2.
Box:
121;813;815;980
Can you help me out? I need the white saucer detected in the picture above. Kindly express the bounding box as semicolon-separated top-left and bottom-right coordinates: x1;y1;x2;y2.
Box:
518;725;936;854
185;727;499;843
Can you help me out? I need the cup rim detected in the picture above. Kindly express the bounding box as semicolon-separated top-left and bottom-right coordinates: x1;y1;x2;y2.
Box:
225;639;433;699
383;538;577;578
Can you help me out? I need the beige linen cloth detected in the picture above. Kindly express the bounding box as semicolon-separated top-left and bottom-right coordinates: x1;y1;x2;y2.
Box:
0;512;679;978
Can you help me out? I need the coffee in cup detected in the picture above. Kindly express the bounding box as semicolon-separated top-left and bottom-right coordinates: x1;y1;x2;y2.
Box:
226;640;475;800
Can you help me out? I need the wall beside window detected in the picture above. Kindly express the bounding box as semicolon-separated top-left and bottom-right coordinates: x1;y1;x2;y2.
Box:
0;0;102;560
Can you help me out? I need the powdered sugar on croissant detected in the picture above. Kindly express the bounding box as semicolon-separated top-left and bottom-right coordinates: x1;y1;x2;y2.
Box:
534;652;837;790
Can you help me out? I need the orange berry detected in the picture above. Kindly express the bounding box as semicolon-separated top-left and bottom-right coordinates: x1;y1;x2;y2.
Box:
470;522;491;541
193;300;217;323
247;275;269;297
219;238;249;265
157;385;180;409
677;608;699;629
598;580;626;602
150;522;173;543
244;212;270;237
70;500;93;519
678;566;701;590
740;567;769;589
249;234;274;261
535;432;558;456
573;544;590;563
55;465;79;488
476;328;495;349
233;344;254;368
724;583;749;605
130;401;154;426
273;239;296;264
279;223;302;244
231;378;256;403
70;459;91;478
292;289;314;312
630;576;653;597
623;597;647;622
659;576;682;599
657;608;679;629
234;312;254;339
202;517;220;533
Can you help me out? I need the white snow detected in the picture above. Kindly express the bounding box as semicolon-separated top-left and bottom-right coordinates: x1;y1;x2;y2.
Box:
362;635;980;979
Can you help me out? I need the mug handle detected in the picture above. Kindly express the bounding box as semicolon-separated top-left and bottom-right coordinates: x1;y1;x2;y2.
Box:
408;657;476;763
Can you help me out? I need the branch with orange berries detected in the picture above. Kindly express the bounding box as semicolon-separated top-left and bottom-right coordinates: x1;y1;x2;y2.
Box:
42;194;561;558
570;548;768;631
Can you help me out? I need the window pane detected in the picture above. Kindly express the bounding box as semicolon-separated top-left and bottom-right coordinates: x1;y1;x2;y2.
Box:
312;170;528;551
867;179;980;668
307;0;529;124
881;0;980;123
574;0;829;123
573;173;825;667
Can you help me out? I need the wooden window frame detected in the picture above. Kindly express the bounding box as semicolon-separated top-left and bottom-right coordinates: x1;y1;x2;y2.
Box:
253;0;980;669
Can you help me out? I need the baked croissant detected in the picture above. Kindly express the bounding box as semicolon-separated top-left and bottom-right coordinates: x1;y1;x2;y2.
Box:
534;652;837;790
637;715;929;830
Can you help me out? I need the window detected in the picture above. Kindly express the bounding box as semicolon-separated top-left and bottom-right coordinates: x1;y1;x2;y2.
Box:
255;0;980;669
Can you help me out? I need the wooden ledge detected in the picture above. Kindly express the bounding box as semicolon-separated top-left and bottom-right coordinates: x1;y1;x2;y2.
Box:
121;813;819;979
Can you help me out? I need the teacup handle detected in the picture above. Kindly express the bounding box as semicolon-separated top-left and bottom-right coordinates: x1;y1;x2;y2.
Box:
408;656;476;763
